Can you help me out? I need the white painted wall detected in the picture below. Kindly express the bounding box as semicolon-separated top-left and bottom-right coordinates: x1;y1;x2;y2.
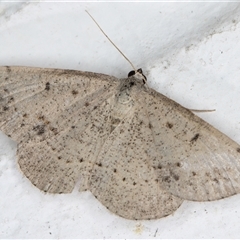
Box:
1;2;240;238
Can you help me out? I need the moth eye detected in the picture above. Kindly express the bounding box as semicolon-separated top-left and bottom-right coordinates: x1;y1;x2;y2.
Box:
128;70;135;77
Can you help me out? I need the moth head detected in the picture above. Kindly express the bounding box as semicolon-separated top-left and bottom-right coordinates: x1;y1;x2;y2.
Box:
128;68;147;84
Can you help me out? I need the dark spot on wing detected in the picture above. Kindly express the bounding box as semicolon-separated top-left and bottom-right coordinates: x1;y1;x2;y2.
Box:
173;174;179;181
163;176;171;183
176;162;181;167
149;123;152;129
122;177;126;181
79;158;83;163
157;164;162;169
213;178;219;183
170;170;180;181
192;171;197;176
85;102;89;107
33;125;45;135
45;82;50;91
190;133;200;143
113;169;117;173
97;163;102;167
237;148;240;153
4;88;9;93
38;115;45;120
72;90;78;95
166;122;173;129
3;106;9;111
50;127;58;134
111;118;120;125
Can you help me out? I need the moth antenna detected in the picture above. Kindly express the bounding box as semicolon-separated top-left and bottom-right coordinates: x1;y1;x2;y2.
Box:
85;10;137;72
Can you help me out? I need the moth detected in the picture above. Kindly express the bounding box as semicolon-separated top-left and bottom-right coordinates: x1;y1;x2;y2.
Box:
1;12;240;220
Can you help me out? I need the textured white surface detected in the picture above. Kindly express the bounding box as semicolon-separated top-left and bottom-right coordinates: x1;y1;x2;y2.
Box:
1;2;240;238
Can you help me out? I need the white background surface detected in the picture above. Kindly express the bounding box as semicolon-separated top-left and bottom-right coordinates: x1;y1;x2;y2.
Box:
1;2;240;238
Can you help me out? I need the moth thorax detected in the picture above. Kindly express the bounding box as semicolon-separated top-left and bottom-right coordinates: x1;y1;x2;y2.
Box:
109;88;134;132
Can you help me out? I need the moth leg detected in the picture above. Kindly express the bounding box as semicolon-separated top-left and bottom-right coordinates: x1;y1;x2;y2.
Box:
187;108;215;112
